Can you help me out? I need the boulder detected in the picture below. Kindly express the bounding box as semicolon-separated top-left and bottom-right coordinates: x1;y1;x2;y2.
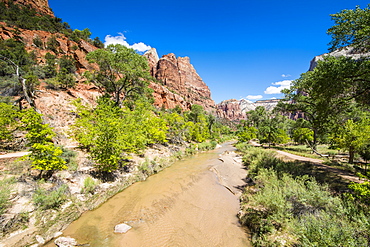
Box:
54;236;77;247
114;223;132;234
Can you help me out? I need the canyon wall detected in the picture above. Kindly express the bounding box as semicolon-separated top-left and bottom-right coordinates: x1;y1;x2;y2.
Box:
144;48;215;112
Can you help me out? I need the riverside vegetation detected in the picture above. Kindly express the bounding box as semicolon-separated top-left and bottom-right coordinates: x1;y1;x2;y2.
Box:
237;143;370;246
235;5;370;246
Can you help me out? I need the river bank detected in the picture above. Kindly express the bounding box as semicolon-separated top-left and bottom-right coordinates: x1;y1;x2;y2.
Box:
44;142;251;247
0;143;191;246
1;141;251;247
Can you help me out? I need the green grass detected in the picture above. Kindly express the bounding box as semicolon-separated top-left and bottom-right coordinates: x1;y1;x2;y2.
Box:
0;177;15;215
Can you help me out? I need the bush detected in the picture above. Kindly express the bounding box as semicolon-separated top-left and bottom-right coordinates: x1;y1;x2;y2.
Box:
81;177;97;194
197;141;217;151
33;184;69;210
238;147;370;246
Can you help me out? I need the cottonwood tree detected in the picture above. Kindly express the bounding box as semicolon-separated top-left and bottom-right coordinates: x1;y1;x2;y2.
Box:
328;4;370;52
85;44;153;108
71;97;168;172
21;109;67;173
331;116;370;163
278;55;370;149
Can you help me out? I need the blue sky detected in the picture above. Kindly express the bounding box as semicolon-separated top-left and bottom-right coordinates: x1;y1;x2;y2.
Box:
49;0;369;103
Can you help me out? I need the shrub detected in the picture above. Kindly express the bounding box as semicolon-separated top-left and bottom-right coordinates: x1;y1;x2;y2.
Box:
32;35;43;48
81;177;97;194
238;147;370;246
33;184;69;210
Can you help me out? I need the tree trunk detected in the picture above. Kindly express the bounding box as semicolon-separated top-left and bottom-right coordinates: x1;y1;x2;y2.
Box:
20;77;40;113
312;129;318;151
349;147;355;164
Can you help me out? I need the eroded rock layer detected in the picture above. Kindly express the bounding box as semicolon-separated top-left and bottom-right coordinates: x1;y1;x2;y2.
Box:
145;49;215;112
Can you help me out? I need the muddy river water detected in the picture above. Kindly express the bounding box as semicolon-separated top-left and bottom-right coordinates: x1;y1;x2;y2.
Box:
54;142;251;246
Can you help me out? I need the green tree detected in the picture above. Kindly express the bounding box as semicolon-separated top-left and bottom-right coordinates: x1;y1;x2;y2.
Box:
21;109;67;172
46;35;59;53
331;116;370;163
72;97;167;172
237;126;257;143
163;112;187;144
0;103;18;149
327;4;370;52
292;127;314;144
43;52;57;78
85;44;153;108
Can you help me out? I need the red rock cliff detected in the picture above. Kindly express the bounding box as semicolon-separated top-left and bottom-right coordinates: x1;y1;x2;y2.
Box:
1;0;54;16
0;22;98;74
144;48;215;112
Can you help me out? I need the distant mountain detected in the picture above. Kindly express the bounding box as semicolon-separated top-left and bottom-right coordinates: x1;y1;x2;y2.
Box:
216;99;280;121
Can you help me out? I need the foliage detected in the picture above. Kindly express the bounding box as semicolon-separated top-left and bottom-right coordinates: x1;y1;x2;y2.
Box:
327;4;370;52
59;147;78;171
32;35;43;48
162;112;188;144
33;184;69;210
54;69;76;89
197;141;217;151
43;52;57;78
292;127;314;144
0;38;33;77
70;28;92;43
46;35;59;53
21;109;67;171
348;181;370;203
85;44;153;107
81;177;97;194
278;55;370;149
237;126;257;143
238;147;370;246
330;116;370;163
71;97;167;172
0;102;18;148
241;107;291;146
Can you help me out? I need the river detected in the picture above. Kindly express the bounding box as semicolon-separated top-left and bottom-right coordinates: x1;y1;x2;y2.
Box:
52;142;251;246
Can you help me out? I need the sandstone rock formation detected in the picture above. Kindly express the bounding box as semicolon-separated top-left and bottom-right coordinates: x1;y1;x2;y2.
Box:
216;99;246;121
2;0;54;16
216;99;280;121
0;22;98;74
145;49;215;112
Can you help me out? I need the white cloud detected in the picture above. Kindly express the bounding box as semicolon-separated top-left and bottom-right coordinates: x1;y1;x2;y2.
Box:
246;95;263;100
264;80;292;94
281;74;291;78
104;33;151;52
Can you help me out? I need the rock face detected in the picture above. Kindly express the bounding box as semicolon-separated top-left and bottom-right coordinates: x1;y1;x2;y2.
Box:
216;99;280;121
309;46;370;71
216;99;246;121
2;0;54;17
0;22;98;74
145;49;215;112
